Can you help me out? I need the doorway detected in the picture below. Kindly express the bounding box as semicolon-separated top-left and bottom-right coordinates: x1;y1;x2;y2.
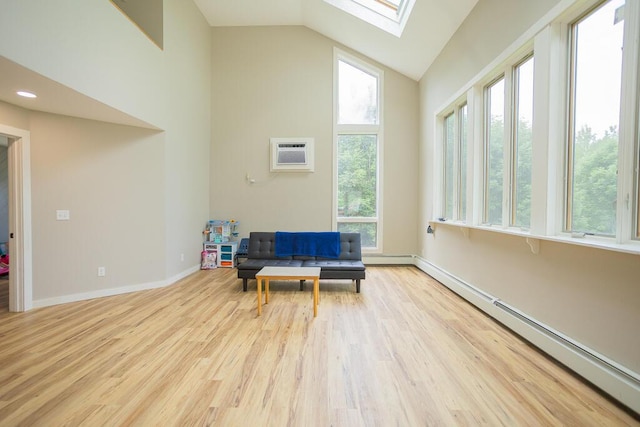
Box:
0;138;9;310
0;124;33;312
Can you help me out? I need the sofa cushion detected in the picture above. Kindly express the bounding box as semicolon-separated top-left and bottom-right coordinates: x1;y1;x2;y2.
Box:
246;232;291;260
237;259;304;270
301;260;365;271
335;233;362;261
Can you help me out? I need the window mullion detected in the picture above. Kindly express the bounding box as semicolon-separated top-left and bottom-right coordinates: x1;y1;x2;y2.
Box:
503;69;514;228
470;86;484;226
453;110;460;220
617;0;640;242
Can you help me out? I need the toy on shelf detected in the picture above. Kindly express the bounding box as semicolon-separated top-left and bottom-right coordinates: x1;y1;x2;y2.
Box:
203;219;239;243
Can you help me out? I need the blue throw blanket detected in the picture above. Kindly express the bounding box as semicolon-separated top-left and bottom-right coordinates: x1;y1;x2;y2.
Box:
275;232;341;258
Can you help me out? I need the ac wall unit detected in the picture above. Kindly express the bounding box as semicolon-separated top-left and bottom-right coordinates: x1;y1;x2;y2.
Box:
270;137;314;172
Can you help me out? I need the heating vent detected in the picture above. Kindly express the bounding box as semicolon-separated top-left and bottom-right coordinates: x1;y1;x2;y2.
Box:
270;138;314;172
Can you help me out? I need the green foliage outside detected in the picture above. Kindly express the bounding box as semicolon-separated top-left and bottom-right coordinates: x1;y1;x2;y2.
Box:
337;134;378;246
570;125;618;235
514;118;532;228
486;115;618;235
337;222;377;247
486;117;504;225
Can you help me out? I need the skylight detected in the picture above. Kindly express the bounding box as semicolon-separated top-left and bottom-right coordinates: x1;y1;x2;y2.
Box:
324;0;415;37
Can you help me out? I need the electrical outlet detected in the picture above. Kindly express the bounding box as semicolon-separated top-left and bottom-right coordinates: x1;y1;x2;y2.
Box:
56;210;70;220
97;267;106;277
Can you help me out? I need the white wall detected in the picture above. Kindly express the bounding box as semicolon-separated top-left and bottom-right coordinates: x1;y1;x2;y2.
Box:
30;113;166;299
419;0;640;386
0;0;211;304
210;26;419;255
0;0;165;128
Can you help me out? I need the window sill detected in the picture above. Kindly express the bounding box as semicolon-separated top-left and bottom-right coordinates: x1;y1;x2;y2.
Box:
428;220;640;256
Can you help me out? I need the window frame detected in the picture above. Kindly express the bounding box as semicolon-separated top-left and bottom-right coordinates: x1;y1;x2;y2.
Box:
442;111;455;220
482;74;507;226
562;0;639;241
457;103;469;221
510;54;535;229
440;103;469;222
333;48;384;253
432;0;640;255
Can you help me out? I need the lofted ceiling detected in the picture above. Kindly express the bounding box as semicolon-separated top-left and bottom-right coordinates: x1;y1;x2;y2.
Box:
193;0;479;81
0;0;478;131
0;57;156;129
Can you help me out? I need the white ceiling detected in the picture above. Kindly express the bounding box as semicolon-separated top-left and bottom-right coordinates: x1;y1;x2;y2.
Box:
193;0;479;81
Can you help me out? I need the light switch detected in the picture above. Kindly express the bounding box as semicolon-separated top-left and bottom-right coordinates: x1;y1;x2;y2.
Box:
56;210;70;220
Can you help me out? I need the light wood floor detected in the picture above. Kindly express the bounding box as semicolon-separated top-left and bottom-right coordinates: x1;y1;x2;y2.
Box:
0;267;637;426
0;276;7;312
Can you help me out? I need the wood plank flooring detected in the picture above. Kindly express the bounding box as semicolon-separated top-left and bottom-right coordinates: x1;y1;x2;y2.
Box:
0;267;637;426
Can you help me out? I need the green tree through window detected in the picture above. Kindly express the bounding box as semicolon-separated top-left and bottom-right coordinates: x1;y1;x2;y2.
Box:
337;134;378;247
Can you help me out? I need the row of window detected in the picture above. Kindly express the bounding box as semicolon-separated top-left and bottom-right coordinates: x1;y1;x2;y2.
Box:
440;0;639;246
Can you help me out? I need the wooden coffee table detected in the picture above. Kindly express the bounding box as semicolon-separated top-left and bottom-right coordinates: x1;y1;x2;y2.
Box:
255;266;321;317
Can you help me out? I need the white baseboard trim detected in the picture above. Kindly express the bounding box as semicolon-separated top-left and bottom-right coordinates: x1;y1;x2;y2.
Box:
32;264;201;309
413;256;640;415
363;254;415;265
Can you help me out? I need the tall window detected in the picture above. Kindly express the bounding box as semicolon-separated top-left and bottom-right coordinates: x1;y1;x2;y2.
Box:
443;113;455;219
512;56;534;228
484;77;505;225
566;0;624;236
335;53;382;250
441;104;467;221
459;104;468;220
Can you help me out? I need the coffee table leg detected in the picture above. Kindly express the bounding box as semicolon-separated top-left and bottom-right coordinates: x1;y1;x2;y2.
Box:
313;277;319;317
257;277;262;316
265;278;270;304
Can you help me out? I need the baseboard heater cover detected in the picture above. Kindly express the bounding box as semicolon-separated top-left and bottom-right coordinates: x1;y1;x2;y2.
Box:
492;299;640;386
413;256;640;414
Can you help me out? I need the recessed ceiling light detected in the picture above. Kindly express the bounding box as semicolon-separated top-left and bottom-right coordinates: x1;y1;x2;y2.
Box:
16;91;37;98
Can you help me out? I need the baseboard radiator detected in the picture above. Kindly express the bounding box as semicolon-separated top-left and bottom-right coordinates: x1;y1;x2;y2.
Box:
413;256;640;415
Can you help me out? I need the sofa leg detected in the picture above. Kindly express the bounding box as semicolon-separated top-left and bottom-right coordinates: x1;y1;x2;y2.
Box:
356;279;361;293
243;278;248;292
300;280;304;291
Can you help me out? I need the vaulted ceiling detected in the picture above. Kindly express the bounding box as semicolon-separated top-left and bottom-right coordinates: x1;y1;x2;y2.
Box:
0;1;478;128
193;0;479;80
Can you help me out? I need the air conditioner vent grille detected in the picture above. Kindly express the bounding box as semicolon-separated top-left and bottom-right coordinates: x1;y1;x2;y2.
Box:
270;138;314;172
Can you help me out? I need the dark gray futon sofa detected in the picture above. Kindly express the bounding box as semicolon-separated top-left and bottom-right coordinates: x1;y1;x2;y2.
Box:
237;232;366;292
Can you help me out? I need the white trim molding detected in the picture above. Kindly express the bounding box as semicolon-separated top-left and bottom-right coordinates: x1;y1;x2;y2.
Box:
0;124;33;312
32;264;200;309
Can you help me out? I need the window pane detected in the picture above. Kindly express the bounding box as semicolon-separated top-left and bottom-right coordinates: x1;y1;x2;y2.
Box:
337;134;378;218
338;222;377;247
444;113;455;219
338;60;378;125
485;78;504;224
568;0;623;235
459;104;468;221
513;57;534;228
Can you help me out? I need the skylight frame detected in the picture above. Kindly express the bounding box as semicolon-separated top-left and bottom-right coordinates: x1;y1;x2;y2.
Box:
324;0;415;37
